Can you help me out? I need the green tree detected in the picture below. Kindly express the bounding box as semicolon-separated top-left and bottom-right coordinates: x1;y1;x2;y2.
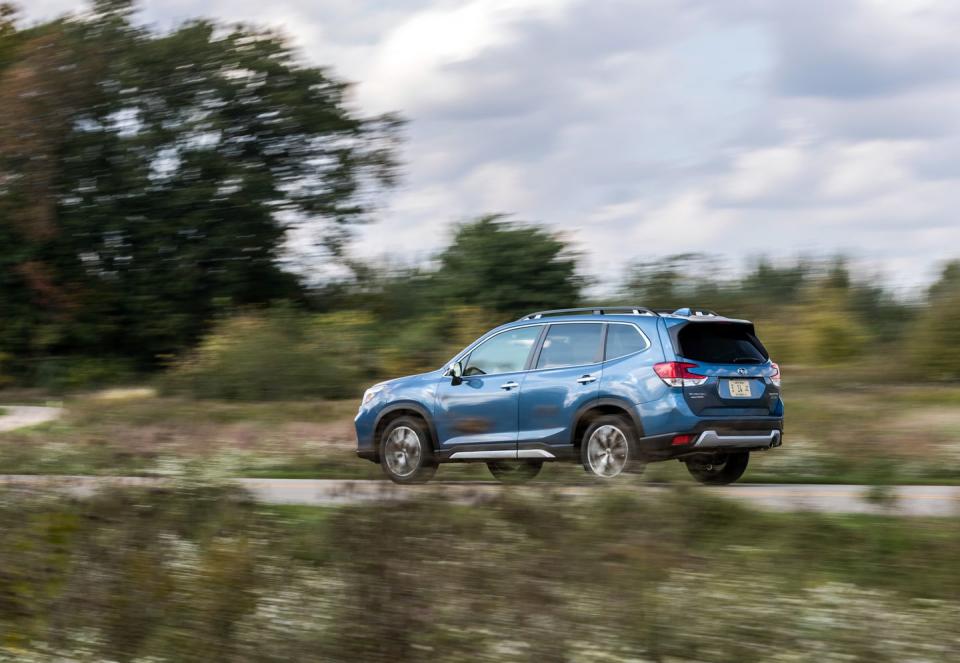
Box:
0;1;399;370
909;261;960;380
433;215;585;317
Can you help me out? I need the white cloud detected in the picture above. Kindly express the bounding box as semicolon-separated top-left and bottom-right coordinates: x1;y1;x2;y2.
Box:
19;0;960;291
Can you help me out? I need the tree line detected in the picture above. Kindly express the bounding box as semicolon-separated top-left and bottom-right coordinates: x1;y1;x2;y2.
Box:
1;1;958;393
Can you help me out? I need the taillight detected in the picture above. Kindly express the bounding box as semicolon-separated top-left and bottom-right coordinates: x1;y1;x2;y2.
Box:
770;362;781;387
653;362;708;387
671;434;695;446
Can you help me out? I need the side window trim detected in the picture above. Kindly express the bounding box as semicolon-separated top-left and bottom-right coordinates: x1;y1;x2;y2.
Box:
448;320;652;376
524;324;550;371
600;323;610;363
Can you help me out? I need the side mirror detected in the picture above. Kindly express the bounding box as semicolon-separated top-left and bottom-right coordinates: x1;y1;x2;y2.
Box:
450;361;463;386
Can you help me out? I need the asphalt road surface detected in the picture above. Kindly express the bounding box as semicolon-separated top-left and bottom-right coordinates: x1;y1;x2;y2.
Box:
0;476;958;516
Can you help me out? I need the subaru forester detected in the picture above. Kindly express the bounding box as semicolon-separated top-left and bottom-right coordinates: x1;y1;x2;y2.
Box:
355;307;783;484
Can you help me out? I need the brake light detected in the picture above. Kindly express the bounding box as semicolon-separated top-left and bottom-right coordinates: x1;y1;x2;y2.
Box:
770;362;781;387
653;362;708;387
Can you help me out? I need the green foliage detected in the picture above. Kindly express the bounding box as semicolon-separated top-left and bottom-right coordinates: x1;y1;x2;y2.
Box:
433;215;585;317
376;305;491;378
163;307;375;400
0;2;399;369
1;487;960;661
28;356;137;392
623;255;906;365
908;261;960;381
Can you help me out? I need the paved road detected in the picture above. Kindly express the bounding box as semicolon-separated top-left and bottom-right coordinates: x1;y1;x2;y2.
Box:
0;476;958;515
0;405;63;432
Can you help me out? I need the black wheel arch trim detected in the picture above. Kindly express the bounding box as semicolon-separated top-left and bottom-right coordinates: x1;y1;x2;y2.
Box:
571;397;645;445
373;402;440;454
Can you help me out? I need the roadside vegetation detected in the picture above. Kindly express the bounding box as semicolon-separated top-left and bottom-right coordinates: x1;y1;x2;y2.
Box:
3;370;960;485
1;484;958;661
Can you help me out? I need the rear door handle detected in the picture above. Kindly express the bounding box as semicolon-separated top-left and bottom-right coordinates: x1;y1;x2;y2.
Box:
500;381;520;390
577;375;597;384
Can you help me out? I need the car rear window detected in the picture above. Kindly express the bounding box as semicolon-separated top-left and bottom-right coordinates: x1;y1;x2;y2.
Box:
676;322;768;364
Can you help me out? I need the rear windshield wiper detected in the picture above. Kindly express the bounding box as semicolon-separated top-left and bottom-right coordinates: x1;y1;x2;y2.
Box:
732;357;763;364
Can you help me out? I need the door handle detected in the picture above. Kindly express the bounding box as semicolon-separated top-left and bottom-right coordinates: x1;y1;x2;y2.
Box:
577;375;597;384
500;381;520;390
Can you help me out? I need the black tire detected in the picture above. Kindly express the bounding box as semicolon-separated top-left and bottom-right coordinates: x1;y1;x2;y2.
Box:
487;460;543;483
581;414;635;479
379;416;438;484
685;452;749;485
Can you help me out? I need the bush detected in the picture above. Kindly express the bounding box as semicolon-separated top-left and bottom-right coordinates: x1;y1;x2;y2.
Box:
909;287;960;381
27;356;137;392
2;486;960;661
162;307;375;400
376;305;493;377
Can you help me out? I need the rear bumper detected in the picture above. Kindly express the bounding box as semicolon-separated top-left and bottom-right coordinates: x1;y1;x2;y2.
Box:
694;428;781;450
637;417;783;460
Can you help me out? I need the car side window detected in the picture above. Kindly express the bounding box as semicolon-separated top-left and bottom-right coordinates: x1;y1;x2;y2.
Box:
536;323;603;369
463;326;542;376
604;324;647;360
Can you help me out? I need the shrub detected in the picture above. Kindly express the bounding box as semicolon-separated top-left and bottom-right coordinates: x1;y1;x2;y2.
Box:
908;287;960;381
27;356;137;392
376;305;493;377
162;307;375;400
2;487;960;662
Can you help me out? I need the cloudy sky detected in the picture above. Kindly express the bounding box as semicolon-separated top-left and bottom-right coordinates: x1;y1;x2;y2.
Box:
26;0;960;290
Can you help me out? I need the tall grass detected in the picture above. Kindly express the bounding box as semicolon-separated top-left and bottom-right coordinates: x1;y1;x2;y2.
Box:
1;484;958;661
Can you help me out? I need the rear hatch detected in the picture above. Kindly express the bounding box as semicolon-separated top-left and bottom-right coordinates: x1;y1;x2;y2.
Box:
669;320;780;416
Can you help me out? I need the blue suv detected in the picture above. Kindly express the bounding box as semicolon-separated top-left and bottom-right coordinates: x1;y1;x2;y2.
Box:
355;307;783;484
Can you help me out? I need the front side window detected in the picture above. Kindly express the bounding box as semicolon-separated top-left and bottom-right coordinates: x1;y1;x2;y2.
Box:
464;326;542;376
536;323;603;369
605;324;647;360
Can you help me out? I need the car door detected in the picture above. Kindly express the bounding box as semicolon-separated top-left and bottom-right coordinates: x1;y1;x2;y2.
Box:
434;325;544;454
517;322;604;453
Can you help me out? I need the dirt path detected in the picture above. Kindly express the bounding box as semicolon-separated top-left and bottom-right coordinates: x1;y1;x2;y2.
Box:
0;405;63;432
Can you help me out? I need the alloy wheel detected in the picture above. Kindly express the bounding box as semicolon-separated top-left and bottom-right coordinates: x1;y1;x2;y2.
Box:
586;425;629;478
383;426;422;478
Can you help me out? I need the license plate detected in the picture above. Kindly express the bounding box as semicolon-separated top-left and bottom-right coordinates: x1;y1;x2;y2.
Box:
728;380;752;398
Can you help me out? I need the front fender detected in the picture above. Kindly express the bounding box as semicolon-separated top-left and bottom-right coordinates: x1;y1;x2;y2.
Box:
373;400;440;451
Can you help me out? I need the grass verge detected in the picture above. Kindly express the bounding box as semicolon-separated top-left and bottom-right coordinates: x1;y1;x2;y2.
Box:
2;376;960;484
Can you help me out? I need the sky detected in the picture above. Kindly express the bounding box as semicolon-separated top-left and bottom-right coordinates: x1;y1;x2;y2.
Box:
24;0;960;291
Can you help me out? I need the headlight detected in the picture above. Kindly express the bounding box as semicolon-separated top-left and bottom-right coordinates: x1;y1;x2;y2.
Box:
360;384;385;408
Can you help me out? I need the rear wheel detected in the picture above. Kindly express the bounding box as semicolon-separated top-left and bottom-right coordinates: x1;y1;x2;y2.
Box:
379;417;437;484
581;415;633;479
487;461;543;483
685;452;749;485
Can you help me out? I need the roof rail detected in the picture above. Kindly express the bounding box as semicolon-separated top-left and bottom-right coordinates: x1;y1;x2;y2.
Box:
519;306;660;321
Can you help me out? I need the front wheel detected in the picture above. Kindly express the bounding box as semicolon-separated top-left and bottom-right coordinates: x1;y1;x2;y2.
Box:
685;452;749;485
487;460;543;483
379;417;437;484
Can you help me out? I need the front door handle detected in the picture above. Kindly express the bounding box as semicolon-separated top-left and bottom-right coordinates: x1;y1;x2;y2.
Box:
500;381;520;390
577;374;597;385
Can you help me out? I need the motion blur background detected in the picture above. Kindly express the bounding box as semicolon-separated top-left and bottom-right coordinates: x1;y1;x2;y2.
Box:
1;1;960;660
